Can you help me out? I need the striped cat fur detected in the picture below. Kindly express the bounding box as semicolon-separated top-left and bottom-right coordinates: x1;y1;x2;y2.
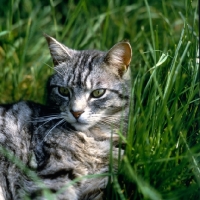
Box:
0;35;132;200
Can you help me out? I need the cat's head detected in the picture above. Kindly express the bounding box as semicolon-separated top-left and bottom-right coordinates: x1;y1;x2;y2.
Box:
45;34;132;132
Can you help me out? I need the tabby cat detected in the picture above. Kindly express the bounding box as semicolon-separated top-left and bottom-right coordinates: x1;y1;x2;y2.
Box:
0;35;132;200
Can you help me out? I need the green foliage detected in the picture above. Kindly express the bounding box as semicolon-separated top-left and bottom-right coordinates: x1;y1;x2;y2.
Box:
0;0;199;199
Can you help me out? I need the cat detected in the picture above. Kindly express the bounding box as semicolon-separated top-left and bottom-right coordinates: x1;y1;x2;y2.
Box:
0;35;132;200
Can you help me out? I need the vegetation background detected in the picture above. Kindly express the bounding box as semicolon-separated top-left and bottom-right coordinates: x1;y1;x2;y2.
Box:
0;0;199;199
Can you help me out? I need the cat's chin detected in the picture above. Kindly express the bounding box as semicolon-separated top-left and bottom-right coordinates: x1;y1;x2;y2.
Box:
71;122;90;132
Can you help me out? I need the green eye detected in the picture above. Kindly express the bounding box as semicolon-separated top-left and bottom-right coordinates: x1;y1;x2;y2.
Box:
58;87;70;97
91;89;106;98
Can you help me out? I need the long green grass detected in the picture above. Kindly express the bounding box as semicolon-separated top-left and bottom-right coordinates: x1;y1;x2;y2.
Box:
0;0;199;199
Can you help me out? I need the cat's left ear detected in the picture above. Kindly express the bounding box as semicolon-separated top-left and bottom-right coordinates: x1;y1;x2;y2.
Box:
44;34;74;66
104;41;132;76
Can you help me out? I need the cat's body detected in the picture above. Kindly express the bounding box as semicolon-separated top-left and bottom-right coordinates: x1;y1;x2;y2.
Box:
0;35;132;199
0;102;122;200
0;105;117;199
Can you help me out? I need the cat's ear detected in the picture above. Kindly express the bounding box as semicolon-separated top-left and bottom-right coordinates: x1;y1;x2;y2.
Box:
44;34;74;66
104;41;132;76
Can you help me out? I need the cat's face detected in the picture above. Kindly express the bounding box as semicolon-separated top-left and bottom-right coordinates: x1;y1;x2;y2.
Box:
45;35;132;132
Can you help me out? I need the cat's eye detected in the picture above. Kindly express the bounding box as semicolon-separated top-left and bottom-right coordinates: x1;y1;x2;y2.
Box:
58;87;70;97
91;89;106;98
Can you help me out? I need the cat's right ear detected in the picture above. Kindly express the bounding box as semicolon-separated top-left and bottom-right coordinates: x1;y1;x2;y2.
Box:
44;34;73;66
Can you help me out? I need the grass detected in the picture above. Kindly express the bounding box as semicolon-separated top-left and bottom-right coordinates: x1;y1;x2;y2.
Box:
0;0;199;199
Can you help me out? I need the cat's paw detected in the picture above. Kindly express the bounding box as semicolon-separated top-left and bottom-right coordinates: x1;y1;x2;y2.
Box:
28;150;37;169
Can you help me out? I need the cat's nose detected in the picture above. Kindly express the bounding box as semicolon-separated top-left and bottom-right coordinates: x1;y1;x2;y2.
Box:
70;110;84;119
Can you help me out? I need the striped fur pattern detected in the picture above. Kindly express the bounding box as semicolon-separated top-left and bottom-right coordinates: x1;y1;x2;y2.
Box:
45;35;132;135
0;36;132;199
0;102;43;199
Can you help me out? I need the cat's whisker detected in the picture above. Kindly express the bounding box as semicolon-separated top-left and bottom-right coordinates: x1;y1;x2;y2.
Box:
31;114;60;119
35;118;56;132
30;115;62;123
30;115;64;134
32;117;60;122
42;118;65;143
